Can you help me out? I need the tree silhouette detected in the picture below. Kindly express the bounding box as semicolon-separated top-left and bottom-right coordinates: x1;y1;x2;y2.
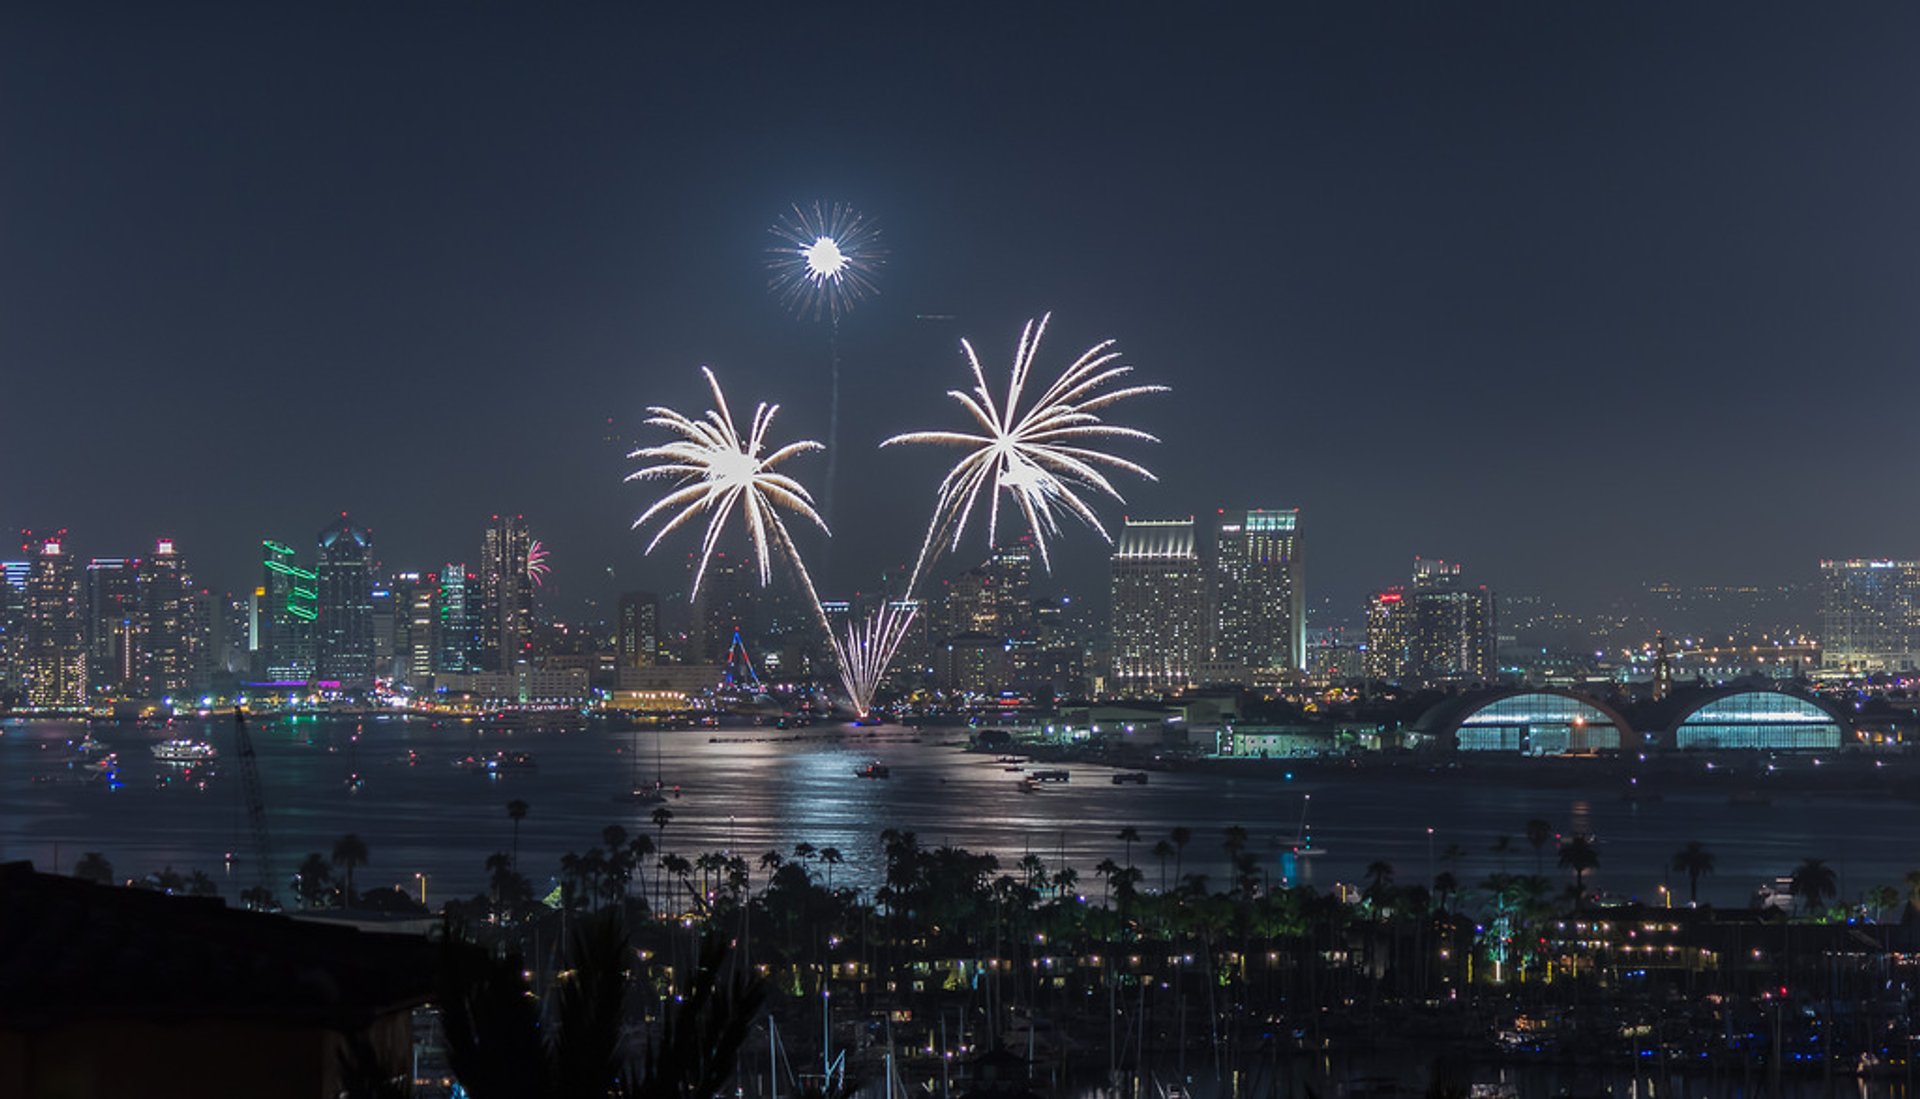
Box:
297;852;335;908
1151;839;1174;893
73;852;113;885
1525;819;1553;875
505;800;528;873
1557;834;1599;902
1116;826;1141;870
1170;826;1192;882
1670;841;1715;905
332;833;370;906
1790;857;1837;915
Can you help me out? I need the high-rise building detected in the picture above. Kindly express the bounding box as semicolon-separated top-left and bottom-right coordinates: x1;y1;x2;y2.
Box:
617;591;660;668
86;557;141;697
479;515;534;671
315;517;376;689
261;539;318;681
1406;558;1496;683
1819;559;1920;673
0;561;29;698
1109;518;1208;695
391;572;437;686
436;564;477;674
688;553;751;664
1363;589;1409;681
23;534;85;708
139;538;205;699
1214;508;1305;675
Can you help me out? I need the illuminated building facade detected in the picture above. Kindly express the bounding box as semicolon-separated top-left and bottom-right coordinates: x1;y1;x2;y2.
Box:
479;515;533;671
688;553;751;664
1670;691;1842;751
1110;518;1207;695
316;517;375;689
1407;557;1496;683
23;534;86;708
1415;689;1629;755
260;539;317;681
617;590;660;669
1363;589;1409;681
86;557;141;696
390;572;437;687
139;539;205;698
436;564;477;674
1214;508;1304;675
1818;559;1920;673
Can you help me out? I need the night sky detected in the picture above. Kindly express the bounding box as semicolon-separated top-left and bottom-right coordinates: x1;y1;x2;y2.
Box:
4;6;1917;620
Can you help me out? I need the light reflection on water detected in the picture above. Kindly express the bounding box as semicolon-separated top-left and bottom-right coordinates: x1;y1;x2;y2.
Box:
1;715;1915;913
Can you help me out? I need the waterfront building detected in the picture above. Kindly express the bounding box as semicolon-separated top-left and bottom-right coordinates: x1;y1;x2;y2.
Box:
1214;508;1305;675
1110;518;1208;696
85;556;140;697
1664;689;1844;751
1363;589;1409;681
617;590;660;668
315;517;375;689
139;539;205;699
23;534;86;708
260;539;317;682
478;515;534;671
688;552;751;664
391;572;437;687
1407;557;1496;683
436;564;476;674
1412;688;1631;755
1818;559;1920;673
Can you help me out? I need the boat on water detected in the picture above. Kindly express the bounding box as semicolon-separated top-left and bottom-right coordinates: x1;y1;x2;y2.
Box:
1111;771;1149;785
856;760;890;779
151;739;218;764
1285;793;1326;857
74;734;108;755
1030;769;1070;783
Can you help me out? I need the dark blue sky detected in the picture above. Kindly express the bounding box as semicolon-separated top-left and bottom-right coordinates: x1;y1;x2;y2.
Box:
3;5;1916;617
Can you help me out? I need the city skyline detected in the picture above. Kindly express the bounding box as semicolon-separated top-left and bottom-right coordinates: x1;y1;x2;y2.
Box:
5;7;1919;612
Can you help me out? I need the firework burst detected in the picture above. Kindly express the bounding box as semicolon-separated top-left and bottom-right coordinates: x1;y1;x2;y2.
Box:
525;539;550;587
767;201;885;321
831;600;920;719
626;368;828;600
884;313;1166;580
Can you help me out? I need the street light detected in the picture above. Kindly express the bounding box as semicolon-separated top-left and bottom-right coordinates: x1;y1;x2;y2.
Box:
414;872;429;907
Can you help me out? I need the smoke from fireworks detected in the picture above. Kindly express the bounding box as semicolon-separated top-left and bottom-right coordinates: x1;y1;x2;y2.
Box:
884;312;1166;581
525;540;550;587
626;367;828;600
767;201;885;321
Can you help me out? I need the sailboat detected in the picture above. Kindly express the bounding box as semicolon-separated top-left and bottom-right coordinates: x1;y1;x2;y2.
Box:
1287;793;1326;858
619;724;680;804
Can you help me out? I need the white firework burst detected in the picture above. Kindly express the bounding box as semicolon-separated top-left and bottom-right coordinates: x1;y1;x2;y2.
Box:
884;312;1165;580
626;368;828;600
767;201;885;321
831;601;919;719
525;540;550;587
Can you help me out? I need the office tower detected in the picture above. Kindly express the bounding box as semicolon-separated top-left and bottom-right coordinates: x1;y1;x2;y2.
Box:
0;560;27;696
261;539;318;681
23;533;86;708
86;556;141;696
1214;508;1305;674
215;591;252;679
1109;518;1208;695
479;515;533;670
436;564;476;673
938;566;996;639
390;572;437;686
315;517;376;689
140;538;205;698
1406;557;1496;683
1363;589;1409;681
988;538;1034;637
617;591;660;668
1819;559;1920;673
688;553;751;664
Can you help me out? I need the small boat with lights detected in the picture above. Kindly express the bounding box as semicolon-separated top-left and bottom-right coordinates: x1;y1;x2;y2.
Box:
856;760;890;779
151;739;218;765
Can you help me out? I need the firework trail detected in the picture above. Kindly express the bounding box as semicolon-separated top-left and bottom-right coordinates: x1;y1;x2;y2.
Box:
525;540;550;587
768;201;885;537
833;599;920;719
884;312;1166;588
625;367;829;603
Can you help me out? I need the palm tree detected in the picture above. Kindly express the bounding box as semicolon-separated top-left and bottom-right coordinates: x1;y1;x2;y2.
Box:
1151;840;1174;893
1222;825;1250;860
297;851;334;908
627;834;656;914
650;806;674;908
1170;826;1192;882
1905;869;1920;915
1095;857;1121;907
505;799;529;872
1525;819;1553;876
1867;884;1900;922
819;846;843;892
332;833;370;906
1490;834;1513;873
73;852;113;886
1790;857;1837;915
1116;826;1141;870
1557;834;1599;902
1670;841;1715;905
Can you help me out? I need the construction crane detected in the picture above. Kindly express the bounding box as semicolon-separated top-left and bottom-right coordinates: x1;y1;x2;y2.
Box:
232;707;274;909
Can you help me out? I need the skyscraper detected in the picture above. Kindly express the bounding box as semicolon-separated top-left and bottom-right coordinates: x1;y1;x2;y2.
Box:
479;515;533;671
261;539;318;681
23;533;85;708
1214;508;1305;674
315;516;376;689
1406;558;1496;683
688;553;751;664
1109;518;1208;696
391;572;438;686
1819;559;1920;673
1363;588;1409;682
436;564;477;674
86;556;141;697
617;591;660;668
139;538;205;699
